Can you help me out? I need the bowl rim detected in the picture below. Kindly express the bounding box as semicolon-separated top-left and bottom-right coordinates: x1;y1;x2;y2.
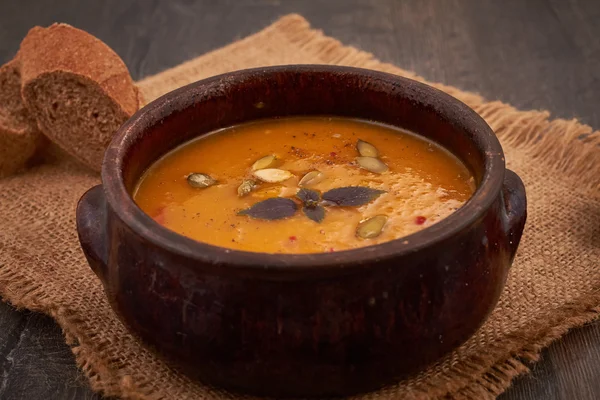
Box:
102;65;505;273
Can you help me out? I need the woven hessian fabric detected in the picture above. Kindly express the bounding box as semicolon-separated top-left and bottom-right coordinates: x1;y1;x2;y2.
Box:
0;14;599;400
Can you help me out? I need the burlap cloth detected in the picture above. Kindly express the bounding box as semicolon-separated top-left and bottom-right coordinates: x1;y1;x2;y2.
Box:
0;14;599;400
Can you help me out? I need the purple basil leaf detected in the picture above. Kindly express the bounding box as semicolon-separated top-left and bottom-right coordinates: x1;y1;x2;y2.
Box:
321;186;386;207
303;205;325;223
238;198;298;220
296;188;320;205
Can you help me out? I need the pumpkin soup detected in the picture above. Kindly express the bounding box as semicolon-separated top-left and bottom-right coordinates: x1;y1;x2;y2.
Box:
133;117;475;254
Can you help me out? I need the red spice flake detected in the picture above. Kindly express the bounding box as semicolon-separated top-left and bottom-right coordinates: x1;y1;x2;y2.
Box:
330;152;337;157
328;247;335;252
290;146;306;157
415;216;427;225
289;235;297;242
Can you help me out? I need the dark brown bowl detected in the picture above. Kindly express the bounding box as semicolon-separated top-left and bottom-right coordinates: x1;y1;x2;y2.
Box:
76;65;526;397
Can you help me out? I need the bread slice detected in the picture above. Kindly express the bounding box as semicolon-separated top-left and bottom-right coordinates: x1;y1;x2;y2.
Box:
19;23;143;172
0;58;45;177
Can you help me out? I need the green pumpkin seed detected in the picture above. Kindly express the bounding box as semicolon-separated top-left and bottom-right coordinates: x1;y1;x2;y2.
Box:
356;139;379;157
298;171;325;187
187;173;216;188
252;155;277;170
237;179;258;197
356;215;388;239
253;168;293;183
356;156;389;173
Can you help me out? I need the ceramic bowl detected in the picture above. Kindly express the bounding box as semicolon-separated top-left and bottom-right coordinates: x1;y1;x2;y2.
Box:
76;65;526;397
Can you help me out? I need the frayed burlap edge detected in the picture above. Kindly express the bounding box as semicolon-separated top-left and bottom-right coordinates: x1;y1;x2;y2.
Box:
0;13;599;400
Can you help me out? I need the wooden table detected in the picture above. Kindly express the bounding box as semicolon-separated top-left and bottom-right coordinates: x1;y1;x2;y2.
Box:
1;1;598;399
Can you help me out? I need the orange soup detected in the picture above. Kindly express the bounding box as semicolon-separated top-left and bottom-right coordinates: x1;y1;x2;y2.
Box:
134;117;475;254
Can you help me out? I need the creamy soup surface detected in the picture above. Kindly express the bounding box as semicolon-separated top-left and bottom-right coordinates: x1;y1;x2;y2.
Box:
134;117;475;254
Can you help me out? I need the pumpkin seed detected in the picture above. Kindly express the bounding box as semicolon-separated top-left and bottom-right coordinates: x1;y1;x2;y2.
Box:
252;186;281;199
357;139;379;157
298;171;325;187
252;155;277;171
237;179;258;197
356;156;388;174
356;215;388;239
187;173;216;188
253;168;293;183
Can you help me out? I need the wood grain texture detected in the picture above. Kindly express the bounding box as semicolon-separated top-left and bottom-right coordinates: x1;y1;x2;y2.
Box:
0;302;104;400
0;0;598;399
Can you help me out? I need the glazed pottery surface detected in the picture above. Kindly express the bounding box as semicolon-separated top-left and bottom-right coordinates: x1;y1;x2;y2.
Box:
76;65;527;397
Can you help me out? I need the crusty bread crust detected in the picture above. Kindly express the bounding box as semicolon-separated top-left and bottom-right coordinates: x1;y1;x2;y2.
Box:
0;57;45;177
20;24;140;115
19;23;142;171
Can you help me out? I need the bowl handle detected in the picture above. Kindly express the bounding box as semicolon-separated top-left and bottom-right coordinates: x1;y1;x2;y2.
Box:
76;185;109;282
502;169;527;262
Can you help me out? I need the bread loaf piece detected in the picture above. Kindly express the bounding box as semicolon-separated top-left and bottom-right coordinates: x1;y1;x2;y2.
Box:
0;58;45;177
19;23;143;171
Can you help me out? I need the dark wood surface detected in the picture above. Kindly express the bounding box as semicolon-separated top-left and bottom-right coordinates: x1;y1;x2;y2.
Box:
0;1;598;399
